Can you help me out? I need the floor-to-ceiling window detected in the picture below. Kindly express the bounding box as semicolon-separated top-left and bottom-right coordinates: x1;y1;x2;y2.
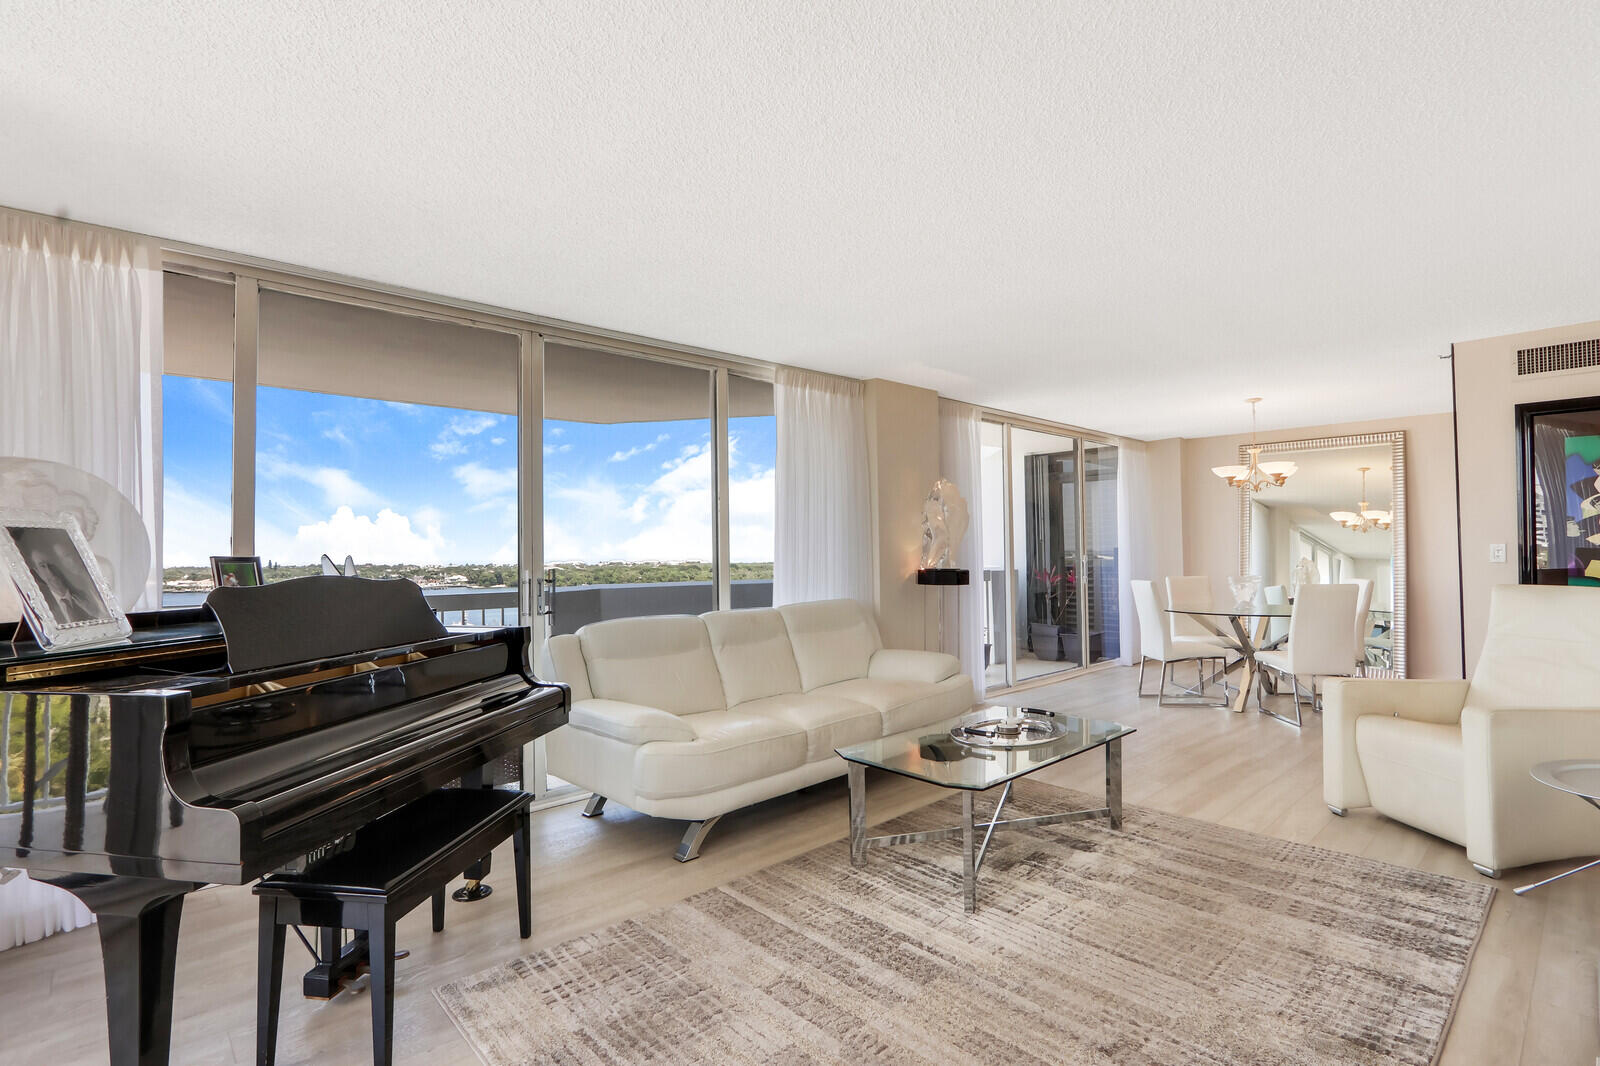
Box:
255;289;522;623
983;419;1120;691
728;373;775;608
542;343;716;632
160;272;236;604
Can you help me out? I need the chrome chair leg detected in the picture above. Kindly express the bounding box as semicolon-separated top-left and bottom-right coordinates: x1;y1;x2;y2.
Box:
1137;657;1151;697
581;795;607;818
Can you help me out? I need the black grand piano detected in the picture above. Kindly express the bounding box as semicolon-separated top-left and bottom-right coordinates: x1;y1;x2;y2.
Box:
0;576;569;1066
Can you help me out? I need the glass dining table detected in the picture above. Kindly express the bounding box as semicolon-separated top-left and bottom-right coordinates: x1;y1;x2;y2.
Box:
1164;602;1293;713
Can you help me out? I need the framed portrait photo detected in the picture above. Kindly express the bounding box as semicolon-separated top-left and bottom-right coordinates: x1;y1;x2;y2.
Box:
210;555;263;589
0;510;132;650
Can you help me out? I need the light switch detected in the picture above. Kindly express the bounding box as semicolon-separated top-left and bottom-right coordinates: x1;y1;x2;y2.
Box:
1489;543;1507;564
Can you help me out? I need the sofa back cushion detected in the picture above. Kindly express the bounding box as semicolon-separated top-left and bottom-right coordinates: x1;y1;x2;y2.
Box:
1470;584;1600;712
577;615;726;715
778;599;883;691
701;607;803;706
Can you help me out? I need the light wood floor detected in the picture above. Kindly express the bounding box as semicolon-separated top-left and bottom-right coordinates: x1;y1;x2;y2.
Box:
2;665;1594;1065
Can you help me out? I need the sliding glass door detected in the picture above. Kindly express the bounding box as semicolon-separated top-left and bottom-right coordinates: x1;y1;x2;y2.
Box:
985;420;1120;692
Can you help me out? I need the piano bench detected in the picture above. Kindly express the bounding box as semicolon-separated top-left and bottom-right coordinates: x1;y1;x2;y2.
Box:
253;787;533;1066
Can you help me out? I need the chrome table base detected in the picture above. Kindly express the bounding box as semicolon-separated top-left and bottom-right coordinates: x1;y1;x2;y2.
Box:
846;737;1123;913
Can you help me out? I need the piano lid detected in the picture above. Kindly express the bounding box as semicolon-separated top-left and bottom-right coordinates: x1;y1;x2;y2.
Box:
206;576;448;673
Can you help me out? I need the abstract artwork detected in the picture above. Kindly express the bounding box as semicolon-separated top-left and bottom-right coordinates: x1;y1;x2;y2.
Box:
1518;394;1600;586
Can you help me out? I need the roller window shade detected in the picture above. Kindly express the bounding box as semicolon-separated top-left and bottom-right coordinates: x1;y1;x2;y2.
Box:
164;273;773;423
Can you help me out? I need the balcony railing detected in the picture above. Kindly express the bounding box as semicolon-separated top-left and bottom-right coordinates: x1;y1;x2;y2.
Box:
425;580;774;633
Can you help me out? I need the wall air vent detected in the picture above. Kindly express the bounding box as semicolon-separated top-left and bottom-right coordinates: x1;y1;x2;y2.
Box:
1517;338;1600;376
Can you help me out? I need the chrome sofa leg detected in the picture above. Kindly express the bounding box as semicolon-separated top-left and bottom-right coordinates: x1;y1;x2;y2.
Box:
581;795;607;818
674;815;723;862
1327;804;1347;817
1472;863;1502;879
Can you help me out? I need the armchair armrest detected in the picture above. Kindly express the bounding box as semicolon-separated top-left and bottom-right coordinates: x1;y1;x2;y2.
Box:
1461;706;1600;873
1324;678;1470;811
567;699;697;746
867;649;961;684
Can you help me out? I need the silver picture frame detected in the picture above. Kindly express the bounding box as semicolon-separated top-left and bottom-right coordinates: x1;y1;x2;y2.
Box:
0;509;132;650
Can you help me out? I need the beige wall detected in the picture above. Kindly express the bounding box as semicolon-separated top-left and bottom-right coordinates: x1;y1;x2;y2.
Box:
863;378;941;650
1454;318;1600;672
1175;411;1463;679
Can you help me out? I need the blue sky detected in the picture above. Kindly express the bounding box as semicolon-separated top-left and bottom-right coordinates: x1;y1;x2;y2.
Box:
161;376;775;568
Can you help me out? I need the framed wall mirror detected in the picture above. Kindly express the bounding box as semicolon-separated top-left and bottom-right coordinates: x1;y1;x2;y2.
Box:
1239;431;1407;677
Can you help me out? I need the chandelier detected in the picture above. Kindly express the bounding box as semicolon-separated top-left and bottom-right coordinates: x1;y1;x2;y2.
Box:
1211;398;1297;491
1330;466;1392;532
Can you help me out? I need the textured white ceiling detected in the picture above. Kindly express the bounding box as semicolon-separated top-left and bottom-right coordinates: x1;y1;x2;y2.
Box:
4;2;1598;439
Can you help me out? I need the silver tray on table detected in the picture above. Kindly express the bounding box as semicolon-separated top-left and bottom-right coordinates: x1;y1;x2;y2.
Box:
949;708;1070;749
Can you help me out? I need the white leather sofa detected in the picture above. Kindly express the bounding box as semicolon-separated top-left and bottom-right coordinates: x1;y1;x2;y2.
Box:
542;599;975;860
1325;584;1600;877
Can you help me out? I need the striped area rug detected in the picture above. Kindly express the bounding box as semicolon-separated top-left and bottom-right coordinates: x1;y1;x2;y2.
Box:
436;781;1491;1065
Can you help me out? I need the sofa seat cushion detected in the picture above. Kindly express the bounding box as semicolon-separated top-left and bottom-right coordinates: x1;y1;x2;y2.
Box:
1355;715;1467;846
730;692;883;763
568;699;697;746
633;710;808;801
812;675;974;735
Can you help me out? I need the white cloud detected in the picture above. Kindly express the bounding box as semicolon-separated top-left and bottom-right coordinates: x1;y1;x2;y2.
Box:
542;443;572;456
257;452;383;511
430;412;504;461
429;438;469;459
322;425;353;446
490;436;507;446
452;462;516;501
543;441;774;565
448;413;500;437
159;478;234;565
608;433;672;463
257;506;447;565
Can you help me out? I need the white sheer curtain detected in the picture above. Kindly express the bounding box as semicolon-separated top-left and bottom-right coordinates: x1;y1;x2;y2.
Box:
0;213;162;948
0;211;163;608
1116;440;1153;665
938;399;986;694
773;367;873;605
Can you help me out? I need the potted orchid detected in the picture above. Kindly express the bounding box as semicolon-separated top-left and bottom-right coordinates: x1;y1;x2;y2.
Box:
1028;564;1077;661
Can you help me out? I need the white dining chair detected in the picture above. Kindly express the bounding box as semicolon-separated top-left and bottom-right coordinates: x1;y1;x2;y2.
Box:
1132;580;1232;706
1347;578;1374;673
1254;583;1359;727
1165;575;1215;646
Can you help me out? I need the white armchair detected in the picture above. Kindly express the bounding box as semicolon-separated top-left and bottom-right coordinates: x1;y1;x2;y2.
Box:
1325;584;1600;877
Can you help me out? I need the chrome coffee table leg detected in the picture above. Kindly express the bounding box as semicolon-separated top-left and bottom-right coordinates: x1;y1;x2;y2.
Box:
962;791;976;913
1107;737;1123;830
847;762;866;867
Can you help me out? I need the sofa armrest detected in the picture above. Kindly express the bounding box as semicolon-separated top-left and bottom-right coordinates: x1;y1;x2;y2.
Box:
567;699;696;746
867;649;961;684
1462;706;1600;873
543;633;594;702
1324;678;1470;812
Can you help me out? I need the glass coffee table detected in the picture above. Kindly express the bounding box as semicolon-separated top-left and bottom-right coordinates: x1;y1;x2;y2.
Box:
835;707;1134;912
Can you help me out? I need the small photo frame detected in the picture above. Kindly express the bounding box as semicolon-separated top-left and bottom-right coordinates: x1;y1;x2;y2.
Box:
0;510;131;650
210;555;264;589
